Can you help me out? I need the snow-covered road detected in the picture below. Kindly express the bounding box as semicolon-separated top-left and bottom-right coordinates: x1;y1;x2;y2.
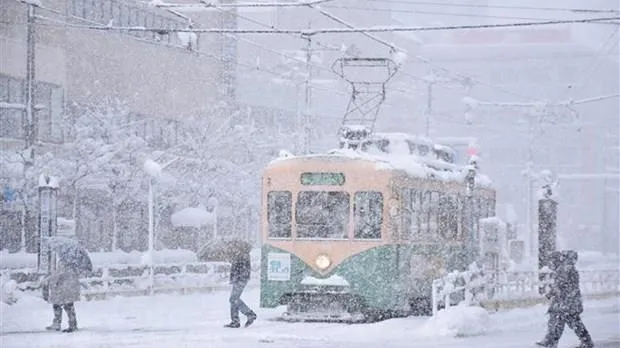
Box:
2;289;619;348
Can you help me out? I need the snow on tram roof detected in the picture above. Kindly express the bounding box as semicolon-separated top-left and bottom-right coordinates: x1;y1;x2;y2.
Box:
268;146;493;188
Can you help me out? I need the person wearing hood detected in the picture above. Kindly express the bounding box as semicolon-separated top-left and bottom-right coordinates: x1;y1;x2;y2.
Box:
537;250;594;348
43;261;81;332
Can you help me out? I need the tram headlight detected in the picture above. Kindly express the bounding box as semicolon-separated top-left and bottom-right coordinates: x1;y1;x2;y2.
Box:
315;254;331;270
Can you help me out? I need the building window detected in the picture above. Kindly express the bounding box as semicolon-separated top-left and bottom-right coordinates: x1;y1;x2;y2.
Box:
0;74;64;143
0;76;24;139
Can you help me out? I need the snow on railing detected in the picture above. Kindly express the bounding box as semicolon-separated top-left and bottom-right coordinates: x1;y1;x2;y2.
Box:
431;262;486;316
431;266;620;316
1;262;261;301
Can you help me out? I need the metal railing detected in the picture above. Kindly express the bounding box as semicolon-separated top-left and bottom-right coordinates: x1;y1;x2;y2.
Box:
431;266;620;316
2;262;260;301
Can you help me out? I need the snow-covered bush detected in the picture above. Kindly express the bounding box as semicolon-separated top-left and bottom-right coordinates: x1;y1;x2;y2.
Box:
418;303;491;338
1;277;20;306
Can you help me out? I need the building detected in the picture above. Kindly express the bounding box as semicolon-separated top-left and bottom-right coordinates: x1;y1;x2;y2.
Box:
0;0;232;252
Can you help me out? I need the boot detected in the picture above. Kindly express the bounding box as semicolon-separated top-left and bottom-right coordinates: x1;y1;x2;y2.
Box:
46;305;62;331
574;340;594;348
244;313;257;328
536;341;557;348
224;322;241;328
62;303;78;333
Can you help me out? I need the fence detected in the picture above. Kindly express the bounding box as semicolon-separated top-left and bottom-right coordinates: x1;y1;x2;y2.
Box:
431;264;620;316
2;262;260;301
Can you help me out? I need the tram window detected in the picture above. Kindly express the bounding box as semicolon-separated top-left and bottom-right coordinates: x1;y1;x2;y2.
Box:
438;193;459;240
296;191;350;239
407;189;420;239
267;191;292;238
428;191;440;238
420;191;430;237
399;189;411;239
420;191;439;238
354;191;383;239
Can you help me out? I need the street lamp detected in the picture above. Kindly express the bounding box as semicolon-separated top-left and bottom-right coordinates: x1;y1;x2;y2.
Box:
206;196;218;239
143;157;178;264
142;159;162;270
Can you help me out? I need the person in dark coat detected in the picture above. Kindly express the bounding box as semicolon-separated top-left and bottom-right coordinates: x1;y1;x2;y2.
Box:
43;262;81;332
537;250;594;348
224;249;256;328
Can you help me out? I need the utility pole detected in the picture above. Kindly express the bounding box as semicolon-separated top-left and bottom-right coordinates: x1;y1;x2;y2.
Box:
302;30;313;155
25;2;37;163
424;79;433;137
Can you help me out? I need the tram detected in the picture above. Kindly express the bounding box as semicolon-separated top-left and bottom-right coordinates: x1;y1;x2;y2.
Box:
259;131;496;322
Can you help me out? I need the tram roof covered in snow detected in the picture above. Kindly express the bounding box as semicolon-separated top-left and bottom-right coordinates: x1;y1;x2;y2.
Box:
267;132;492;188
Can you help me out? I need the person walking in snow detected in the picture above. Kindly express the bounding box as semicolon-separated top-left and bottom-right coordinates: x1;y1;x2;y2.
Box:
224;248;256;328
537;250;594;348
43;261;81;332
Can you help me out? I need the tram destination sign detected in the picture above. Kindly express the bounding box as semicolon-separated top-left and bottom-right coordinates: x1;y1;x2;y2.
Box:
300;172;346;186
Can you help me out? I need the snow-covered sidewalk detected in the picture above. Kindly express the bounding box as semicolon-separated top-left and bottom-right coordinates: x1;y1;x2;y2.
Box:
1;289;618;348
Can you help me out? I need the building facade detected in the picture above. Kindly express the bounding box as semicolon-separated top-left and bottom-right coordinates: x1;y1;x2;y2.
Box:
0;0;233;252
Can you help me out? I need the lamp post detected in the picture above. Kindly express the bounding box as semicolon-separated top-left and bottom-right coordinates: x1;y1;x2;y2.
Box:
207;196;218;239
143;158;178;263
143;160;162;266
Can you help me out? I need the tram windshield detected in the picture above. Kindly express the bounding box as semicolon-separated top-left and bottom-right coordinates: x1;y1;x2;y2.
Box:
296;191;350;239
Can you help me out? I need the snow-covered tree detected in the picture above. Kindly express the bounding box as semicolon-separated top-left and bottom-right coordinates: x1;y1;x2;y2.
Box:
0;148;61;252
57;100;151;251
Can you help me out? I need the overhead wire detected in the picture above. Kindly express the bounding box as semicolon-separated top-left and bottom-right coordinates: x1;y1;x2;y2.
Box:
307;4;557;102
30;2;618;118
562;29;620;99
358;0;620;15
29;4;351;105
322;4;619;25
207;6;339;77
27;13;620;34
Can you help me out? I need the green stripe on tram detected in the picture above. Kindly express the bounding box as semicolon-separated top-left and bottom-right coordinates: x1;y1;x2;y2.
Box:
260;243;478;311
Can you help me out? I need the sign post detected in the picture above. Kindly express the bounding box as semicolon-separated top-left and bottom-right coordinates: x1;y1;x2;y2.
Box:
537;170;558;293
38;174;59;275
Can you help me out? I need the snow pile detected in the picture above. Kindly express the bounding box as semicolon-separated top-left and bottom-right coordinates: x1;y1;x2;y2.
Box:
270;132;494;188
417;304;491;338
1;278;20;306
300;274;349;287
170;207;214;228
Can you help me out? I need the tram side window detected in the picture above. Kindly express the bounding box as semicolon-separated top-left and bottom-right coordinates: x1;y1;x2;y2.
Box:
438;193;459;240
407;189;420;239
354;191;383;239
428;191;440;238
399;189;411;239
420;191;430;237
267;191;292;238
